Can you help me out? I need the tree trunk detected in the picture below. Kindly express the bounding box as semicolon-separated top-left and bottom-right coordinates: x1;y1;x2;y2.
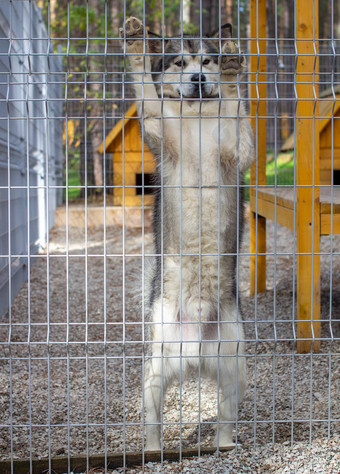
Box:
49;0;58;24
190;0;227;35
90;119;104;191
88;0;103;194
266;0;275;40
110;0;120;32
226;0;233;24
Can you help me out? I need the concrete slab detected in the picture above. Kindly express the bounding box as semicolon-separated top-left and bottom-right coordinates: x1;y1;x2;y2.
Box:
55;205;153;229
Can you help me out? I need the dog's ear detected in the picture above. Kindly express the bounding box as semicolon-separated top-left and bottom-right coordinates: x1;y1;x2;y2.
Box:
208;23;233;43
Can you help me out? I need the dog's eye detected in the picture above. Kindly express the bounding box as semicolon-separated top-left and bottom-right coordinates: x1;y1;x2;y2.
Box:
175;59;186;68
203;59;210;65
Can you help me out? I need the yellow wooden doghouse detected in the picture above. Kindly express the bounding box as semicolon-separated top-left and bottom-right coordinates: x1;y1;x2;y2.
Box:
281;85;340;185
98;103;156;206
249;0;340;352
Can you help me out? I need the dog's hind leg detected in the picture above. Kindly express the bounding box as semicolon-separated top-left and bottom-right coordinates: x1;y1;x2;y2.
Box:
203;315;246;448
216;318;246;448
144;295;182;451
217;354;246;448
144;351;163;451
144;344;176;451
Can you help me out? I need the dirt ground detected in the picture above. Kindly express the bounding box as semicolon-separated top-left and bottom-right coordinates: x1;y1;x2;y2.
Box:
0;216;339;472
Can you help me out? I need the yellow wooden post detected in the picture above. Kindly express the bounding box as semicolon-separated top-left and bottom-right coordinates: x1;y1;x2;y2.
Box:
296;0;321;352
249;0;267;295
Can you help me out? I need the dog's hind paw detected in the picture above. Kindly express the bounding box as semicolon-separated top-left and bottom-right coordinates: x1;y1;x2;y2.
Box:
221;40;246;74
214;437;236;450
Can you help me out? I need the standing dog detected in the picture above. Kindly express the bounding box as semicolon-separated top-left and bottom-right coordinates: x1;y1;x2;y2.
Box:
120;17;254;451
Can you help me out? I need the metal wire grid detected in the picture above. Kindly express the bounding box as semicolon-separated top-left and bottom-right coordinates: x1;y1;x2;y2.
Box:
0;0;339;472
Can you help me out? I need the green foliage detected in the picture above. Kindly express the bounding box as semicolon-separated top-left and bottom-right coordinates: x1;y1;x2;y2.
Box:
50;5;97;36
183;21;199;34
244;153;295;201
42;1;112;39
69;5;96;32
265;153;295;185
63;165;81;201
127;0;196;34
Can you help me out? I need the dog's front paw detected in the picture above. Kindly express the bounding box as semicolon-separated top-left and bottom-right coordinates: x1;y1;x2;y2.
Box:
119;17;146;55
221;40;246;74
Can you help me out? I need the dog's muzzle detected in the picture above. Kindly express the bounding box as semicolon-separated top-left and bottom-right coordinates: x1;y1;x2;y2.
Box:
190;73;208;97
178;73;216;99
191;73;206;85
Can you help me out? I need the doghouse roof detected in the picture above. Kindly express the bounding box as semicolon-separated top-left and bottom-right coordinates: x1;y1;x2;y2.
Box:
98;102;137;154
281;86;340;151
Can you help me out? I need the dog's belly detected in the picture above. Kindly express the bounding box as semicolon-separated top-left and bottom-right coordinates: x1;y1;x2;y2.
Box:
152;295;219;358
152;113;240;353
155;254;233;349
163;115;237;253
166;161;234;255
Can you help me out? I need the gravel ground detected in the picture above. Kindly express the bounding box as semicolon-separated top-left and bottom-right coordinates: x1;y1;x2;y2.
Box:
121;437;340;473
0;215;339;472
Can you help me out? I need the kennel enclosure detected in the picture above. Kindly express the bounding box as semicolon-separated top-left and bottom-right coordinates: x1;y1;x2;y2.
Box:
0;0;339;472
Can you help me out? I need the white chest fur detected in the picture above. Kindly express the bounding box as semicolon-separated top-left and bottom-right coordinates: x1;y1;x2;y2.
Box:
160;100;239;253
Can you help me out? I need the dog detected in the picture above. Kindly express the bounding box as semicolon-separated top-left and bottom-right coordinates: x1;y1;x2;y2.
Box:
120;17;254;451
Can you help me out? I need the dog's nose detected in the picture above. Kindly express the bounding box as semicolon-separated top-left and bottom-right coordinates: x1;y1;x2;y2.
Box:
191;73;206;83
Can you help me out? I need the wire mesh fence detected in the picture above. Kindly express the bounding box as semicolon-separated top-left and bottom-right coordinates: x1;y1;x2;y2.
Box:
0;0;339;473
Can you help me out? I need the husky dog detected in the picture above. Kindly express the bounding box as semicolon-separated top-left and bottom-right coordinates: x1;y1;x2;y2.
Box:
120;17;254;451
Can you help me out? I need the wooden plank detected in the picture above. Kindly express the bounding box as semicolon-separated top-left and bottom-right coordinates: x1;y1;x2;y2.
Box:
125;119;140;151
115;171;138;196
319;99;340;135
320;169;331;185
296;0;321;353
319;150;340;167
113;151;155;163
250;196;294;231
113;164;155;177
0;446;233;474
319;188;340;213
113;188;155;206
115;188;137;197
320;146;340;159
55;206;153;228
249;0;267;296
251;187;340;213
250;188;296;210
107;120;151;154
321;214;340;235
109;120;154;154
124;195;155;207
114;160;156;173
114;195;155;207
113;171;123;186
320;115;340;149
110;133;123;153
251;188;340;227
114;195;122;205
281;132;295;152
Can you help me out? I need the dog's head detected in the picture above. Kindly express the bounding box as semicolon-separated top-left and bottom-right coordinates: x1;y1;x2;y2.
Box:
148;23;232;99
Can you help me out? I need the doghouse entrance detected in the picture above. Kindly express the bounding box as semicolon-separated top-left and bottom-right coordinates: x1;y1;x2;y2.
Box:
136;173;154;195
334;170;340;185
